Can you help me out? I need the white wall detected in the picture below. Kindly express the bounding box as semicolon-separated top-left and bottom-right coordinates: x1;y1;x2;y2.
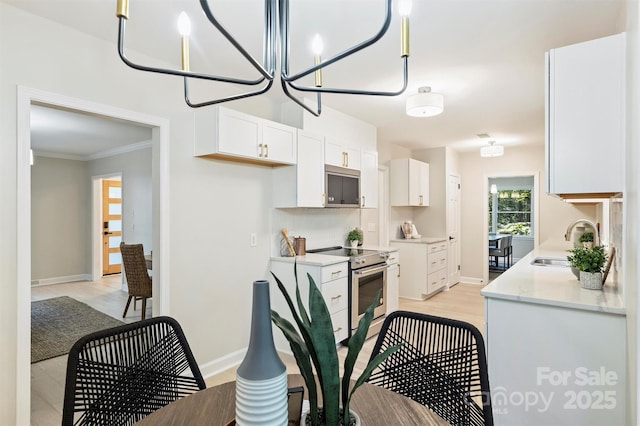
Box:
31;156;90;281
0;5;279;423
89;147;153;250
458;145;598;281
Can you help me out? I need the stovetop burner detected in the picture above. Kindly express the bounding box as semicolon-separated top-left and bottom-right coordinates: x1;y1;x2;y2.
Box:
307;246;389;269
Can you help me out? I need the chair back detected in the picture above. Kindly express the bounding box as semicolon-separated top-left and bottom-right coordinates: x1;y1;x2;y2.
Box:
120;242;152;298
368;311;493;426
62;316;206;426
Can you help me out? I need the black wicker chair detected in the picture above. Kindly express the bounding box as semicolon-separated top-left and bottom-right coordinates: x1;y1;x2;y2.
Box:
62;316;206;426
368;311;493;426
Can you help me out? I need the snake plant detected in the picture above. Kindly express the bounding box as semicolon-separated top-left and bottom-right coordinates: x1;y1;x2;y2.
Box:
271;263;400;426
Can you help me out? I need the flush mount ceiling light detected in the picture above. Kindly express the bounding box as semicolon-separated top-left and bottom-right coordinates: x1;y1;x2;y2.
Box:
406;86;444;117
480;141;504;157
115;0;413;117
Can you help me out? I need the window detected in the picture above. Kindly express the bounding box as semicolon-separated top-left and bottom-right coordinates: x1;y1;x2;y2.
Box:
489;189;532;236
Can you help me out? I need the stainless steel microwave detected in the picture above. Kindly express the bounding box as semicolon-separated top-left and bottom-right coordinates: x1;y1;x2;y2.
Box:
325;165;360;208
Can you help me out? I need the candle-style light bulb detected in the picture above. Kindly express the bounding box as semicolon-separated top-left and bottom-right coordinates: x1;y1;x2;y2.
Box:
178;12;191;71
178;12;191;37
312;34;323;87
398;0;411;57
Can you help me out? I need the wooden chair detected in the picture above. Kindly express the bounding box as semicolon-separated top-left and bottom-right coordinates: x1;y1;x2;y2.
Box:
120;242;152;320
368;311;493;426
62;316;206;426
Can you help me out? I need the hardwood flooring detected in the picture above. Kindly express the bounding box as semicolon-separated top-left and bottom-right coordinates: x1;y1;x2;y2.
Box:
29;280;484;425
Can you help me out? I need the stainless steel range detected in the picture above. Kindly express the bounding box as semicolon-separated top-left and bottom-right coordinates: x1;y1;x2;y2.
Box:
306;246;389;342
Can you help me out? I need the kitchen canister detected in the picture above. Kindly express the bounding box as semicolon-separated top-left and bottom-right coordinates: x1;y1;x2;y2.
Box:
293;236;306;255
235;280;288;426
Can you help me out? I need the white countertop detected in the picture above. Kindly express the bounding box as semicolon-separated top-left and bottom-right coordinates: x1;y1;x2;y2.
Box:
271;253;348;267
390;237;447;244
481;247;625;315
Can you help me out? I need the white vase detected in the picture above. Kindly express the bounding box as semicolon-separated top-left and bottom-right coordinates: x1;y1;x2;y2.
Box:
302;408;361;426
579;271;603;290
349;240;358;248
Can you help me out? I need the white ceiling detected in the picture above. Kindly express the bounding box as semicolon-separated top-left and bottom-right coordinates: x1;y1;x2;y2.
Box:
9;0;625;156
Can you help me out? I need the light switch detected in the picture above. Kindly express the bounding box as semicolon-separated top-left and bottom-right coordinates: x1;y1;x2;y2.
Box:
250;233;257;247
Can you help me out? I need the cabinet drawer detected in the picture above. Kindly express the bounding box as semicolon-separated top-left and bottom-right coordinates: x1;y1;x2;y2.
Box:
427;269;447;294
427;251;447;273
427;242;447;254
321;263;348;283
330;309;349;342
322;278;348;315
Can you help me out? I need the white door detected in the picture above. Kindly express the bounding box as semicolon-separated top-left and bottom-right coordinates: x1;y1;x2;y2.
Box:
447;174;461;285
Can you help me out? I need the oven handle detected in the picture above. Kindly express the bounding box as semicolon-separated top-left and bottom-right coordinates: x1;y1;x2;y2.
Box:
353;264;388;275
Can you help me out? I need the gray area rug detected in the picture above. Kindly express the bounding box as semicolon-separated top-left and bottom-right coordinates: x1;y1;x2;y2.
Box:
31;296;125;363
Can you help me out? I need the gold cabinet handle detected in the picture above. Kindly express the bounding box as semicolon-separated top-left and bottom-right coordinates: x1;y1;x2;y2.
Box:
322;193;325;207
264;144;269;158
361;196;365;207
398;264;401;278
331;294;343;300
345;152;349;167
331;270;343;277
258;143;263;157
333;327;342;333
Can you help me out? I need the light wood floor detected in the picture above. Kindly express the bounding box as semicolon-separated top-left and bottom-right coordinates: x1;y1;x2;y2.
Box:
30;279;484;425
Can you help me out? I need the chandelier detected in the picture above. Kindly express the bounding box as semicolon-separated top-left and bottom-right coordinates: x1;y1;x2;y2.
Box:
115;0;412;117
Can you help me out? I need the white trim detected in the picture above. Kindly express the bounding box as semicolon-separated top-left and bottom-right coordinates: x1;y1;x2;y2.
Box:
30;274;92;286
378;165;389;247
199;348;247;380
16;86;171;425
460;276;485;285
87;140;152;161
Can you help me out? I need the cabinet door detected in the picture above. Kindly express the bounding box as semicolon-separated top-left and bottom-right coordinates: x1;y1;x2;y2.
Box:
417;161;430;206
547;33;624;195
360;150;378;208
325;139;360;170
297;131;325;207
217;108;261;158
386;263;399;314
262;120;296;164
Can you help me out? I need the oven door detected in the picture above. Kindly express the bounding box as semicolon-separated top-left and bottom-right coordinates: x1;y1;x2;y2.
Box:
351;263;387;335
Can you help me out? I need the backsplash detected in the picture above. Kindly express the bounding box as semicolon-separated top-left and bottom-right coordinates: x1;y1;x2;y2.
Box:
270;208;361;256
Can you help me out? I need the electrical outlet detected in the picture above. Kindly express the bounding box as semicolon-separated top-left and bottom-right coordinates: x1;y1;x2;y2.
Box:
250;233;257;247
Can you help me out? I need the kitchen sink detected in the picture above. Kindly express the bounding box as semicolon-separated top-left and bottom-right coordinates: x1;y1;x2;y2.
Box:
530;257;570;267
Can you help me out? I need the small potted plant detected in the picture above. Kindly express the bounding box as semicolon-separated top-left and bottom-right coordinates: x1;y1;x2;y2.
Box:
271;265;400;425
347;229;362;248
578;231;594;249
567;245;607;290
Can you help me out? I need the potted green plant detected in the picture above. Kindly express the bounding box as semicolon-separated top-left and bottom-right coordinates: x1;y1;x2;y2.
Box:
346;229;362;248
578;231;595;248
567;245;607;290
271;264;400;426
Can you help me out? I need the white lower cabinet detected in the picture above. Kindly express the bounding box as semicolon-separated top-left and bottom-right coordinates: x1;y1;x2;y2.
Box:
485;297;626;425
386;251;400;314
391;241;447;300
270;259;349;348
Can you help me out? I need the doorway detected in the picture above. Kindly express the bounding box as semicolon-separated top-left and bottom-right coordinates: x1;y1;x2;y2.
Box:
102;178;123;276
16;86;170;424
483;172;540;284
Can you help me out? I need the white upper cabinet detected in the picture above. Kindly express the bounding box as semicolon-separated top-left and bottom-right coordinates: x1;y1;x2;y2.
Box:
194;106;297;166
546;33;625;196
360;150;378;208
390;158;430;207
325;138;361;170
272;130;325;208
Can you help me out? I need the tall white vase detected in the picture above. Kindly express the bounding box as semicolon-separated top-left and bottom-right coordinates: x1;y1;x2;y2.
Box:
235;280;288;426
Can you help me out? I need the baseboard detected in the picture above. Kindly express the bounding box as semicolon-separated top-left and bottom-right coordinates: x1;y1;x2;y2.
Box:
31;274;91;286
460;276;485;285
199;347;247;380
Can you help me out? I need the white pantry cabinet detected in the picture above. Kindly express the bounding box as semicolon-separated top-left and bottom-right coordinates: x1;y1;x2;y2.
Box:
360;150;378;208
546;33;625;196
194;106;297;166
325;138;361;170
391;240;447;299
272;130;325;208
270;259;350;347
390;158;429;206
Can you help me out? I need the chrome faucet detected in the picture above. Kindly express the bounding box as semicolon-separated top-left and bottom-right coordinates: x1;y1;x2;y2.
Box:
565;219;600;246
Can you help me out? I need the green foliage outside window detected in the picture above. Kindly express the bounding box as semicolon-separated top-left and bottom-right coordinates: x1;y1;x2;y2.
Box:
488;189;532;236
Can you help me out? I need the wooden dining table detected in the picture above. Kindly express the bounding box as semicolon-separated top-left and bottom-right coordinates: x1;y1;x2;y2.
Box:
136;374;450;425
